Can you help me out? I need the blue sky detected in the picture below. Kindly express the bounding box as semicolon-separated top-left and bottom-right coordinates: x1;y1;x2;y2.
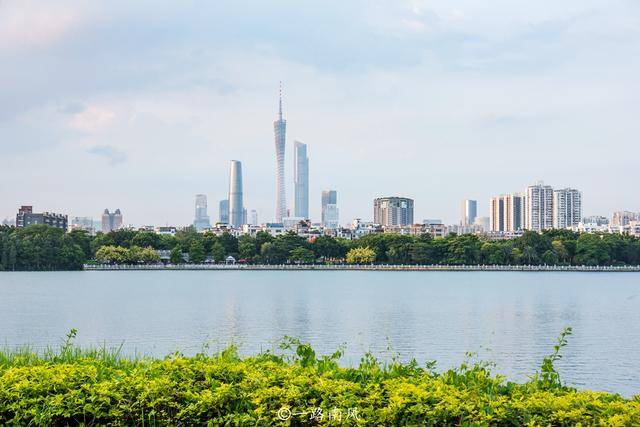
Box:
1;0;639;226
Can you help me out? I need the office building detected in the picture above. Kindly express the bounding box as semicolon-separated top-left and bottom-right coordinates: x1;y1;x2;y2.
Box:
611;211;640;227
321;190;339;229
274;83;287;223
250;210;258;226
16;205;68;230
294;141;309;219
69;217;95;233
101;209;123;233
423;219;443;225
583;215;608;226
460;199;477;226
490;194;525;232
474;216;490;232
553;188;582;229
219;199;229;224
374;197;414;227
524;182;553;231
228;160;244;227
193;194;211;231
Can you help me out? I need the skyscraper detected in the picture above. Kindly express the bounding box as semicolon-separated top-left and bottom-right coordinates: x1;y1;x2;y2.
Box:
525;182;554;231
294;141;309;219
250;209;258;226
374;197;414;227
553;188;582;229
193;194;211;231
490;194;525;232
321;190;339;229
460;199;477;226
274;83;287;223
218;199;229;224
101;209;123;233
228;160;244;227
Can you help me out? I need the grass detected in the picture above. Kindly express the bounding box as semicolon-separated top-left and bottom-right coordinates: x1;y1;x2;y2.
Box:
0;329;639;426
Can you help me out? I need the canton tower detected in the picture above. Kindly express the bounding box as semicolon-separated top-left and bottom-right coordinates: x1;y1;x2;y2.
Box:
274;83;287;223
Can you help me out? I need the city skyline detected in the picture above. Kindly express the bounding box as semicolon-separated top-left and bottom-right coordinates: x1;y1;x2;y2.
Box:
1;1;639;226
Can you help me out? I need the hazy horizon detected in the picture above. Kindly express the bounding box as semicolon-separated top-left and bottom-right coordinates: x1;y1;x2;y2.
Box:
2;0;639;226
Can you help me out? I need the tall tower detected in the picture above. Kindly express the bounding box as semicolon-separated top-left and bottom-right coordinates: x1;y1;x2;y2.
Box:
228;160;244;227
294;141;309;219
274;83;287;223
460;200;477;226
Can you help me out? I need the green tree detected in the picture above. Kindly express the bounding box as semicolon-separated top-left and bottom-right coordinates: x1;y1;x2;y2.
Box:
140;247;160;264
260;242;287;264
170;246;183;264
95;245;128;264
574;234;611;266
541;249;558;265
132;232;161;249
551;240;569;263
310;236;348;260
211;242;226;263
188;241;206;263
238;240;257;261
289;247;316;264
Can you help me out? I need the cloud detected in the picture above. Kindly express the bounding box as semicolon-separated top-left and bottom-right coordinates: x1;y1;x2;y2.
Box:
69;106;116;132
86;145;126;165
0;0;83;52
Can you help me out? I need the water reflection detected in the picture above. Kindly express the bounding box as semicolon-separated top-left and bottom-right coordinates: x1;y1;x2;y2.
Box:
0;271;638;396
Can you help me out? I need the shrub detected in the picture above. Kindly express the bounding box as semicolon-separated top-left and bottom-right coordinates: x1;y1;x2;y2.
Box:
1;331;639;425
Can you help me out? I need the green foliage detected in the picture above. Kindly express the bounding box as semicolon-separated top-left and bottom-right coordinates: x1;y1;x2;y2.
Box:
346;247;376;264
575;234;612;266
0;331;638;426
169;246;183;264
95;245;159;264
0;225;84;270
2;224;640;270
289;247;316;264
188;240;206;263
534;327;573;390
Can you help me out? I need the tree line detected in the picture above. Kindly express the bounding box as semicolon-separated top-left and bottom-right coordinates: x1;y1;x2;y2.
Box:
1;224;640;271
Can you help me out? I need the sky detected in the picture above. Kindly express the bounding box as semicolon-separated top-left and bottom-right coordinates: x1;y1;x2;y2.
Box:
1;0;639;226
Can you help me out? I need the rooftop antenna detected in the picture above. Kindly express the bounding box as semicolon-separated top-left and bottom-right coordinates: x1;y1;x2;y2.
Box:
278;81;283;120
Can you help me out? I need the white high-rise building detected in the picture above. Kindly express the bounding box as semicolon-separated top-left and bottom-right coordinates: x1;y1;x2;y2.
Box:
525;182;554;231
228;160;244;227
553;188;582;229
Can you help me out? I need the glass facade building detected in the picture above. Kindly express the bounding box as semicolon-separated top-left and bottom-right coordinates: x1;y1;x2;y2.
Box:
294;141;309;219
228;160;244;227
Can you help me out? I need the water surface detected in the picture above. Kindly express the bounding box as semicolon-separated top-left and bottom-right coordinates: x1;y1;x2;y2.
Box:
0;271;638;396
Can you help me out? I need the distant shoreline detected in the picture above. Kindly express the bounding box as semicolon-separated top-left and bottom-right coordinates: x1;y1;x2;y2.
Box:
83;264;640;272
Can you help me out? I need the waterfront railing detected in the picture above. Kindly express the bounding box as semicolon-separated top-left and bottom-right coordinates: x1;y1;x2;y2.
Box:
84;264;640;272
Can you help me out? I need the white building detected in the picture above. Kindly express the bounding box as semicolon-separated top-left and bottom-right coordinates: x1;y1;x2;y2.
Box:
552;188;582;229
524;183;553;231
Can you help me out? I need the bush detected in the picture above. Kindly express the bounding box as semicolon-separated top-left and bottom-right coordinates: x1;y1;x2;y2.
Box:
1;332;639;425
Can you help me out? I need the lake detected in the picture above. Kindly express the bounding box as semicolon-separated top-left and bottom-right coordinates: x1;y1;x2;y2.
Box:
0;271;638;396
